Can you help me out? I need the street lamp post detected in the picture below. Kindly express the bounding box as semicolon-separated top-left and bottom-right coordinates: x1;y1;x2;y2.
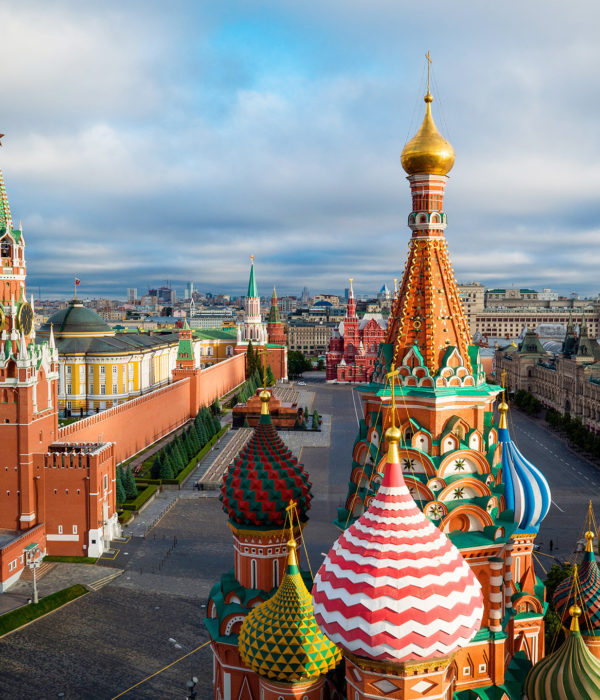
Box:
23;542;42;604
167;637;198;699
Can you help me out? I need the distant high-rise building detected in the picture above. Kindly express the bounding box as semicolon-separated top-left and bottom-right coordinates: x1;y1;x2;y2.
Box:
185;281;195;300
300;286;310;304
157;286;176;305
127;288;137;302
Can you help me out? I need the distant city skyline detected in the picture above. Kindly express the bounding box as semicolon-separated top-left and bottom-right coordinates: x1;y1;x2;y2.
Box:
2;3;600;297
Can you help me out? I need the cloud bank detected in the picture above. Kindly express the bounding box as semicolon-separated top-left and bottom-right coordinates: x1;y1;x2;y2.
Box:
1;1;599;298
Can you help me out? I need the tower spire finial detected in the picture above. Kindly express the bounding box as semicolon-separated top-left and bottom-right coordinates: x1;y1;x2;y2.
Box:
385;362;401;462
426;50;432;95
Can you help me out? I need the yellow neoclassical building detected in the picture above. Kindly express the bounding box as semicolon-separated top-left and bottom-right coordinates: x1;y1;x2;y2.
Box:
37;300;237;415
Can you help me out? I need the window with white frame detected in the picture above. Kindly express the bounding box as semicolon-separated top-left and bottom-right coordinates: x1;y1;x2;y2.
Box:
58;525;63;534
73;525;78;534
100;366;106;375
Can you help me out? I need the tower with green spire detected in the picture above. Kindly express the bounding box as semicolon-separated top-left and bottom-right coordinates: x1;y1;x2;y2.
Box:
237;255;267;347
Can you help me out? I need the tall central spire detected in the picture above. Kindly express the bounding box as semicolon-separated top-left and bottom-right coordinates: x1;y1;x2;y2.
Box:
386;78;471;376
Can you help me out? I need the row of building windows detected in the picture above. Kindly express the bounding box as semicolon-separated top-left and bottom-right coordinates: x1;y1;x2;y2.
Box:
7;556;24;572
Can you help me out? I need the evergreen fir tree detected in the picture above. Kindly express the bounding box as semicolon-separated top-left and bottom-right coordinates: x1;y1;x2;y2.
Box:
243;416;250;427
123;467;138;501
246;339;255;377
173;441;186;473
312;409;320;430
212;414;221;434
206;414;216;439
294;416;301;430
164;447;177;476
159;458;174;480
116;469;126;504
151;454;162;479
266;366;275;386
184;432;195;461
196;421;207;447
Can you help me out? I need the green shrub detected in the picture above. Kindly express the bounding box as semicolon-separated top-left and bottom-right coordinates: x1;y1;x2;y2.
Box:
43;556;98;564
122;484;158;511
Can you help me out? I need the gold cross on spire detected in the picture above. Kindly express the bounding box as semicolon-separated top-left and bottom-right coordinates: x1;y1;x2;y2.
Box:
262;345;267;388
426;51;432;94
250;254;254;264
385;362;401;462
386;362;400;430
501;368;507;389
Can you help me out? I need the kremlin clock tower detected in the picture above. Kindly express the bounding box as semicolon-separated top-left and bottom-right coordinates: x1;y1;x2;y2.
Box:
0;164;60;533
0;147;119;591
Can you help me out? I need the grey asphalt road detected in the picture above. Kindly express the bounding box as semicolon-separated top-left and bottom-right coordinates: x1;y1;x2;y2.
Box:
505;408;600;565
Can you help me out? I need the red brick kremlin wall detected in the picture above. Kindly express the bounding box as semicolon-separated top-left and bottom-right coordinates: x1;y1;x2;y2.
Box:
195;353;246;411
57;380;191;464
56;354;246;465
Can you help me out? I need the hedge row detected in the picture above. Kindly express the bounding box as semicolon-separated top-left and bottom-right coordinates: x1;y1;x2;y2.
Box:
121;484;158;512
0;585;87;636
43;555;98;564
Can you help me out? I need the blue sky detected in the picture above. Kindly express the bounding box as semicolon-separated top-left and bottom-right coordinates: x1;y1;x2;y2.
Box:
1;1;600;299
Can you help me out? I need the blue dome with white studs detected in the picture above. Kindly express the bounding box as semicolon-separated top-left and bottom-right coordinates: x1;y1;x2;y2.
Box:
498;399;551;533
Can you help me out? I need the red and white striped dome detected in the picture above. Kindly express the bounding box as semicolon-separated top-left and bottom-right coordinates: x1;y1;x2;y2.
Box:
312;429;484;662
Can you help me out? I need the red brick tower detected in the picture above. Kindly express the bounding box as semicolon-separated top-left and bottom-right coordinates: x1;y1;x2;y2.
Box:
266;286;286;347
0;162;60;533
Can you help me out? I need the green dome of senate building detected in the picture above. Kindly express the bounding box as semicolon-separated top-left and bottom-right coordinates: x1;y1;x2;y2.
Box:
39;300;114;338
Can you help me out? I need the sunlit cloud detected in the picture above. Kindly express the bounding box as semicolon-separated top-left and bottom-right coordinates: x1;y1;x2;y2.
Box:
0;1;599;298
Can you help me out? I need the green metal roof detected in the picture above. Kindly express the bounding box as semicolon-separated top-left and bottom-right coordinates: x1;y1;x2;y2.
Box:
247;261;258;297
194;329;236;340
40;301;112;335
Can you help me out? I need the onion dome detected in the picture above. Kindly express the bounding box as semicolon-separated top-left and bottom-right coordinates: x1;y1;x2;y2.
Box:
239;537;341;682
220;392;312;527
525;605;600;699
312;426;483;662
554;533;600;635
401;92;455;176
498;400;551;533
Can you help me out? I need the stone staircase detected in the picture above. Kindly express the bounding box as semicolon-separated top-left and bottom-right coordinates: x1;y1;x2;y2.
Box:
21;561;54;582
192;428;253;490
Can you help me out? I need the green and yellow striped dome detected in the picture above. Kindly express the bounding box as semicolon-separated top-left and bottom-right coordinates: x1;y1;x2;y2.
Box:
238;538;341;682
525;606;600;699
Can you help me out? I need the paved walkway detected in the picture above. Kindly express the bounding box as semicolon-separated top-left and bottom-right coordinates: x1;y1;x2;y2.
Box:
195;428;252;488
280;414;332;453
0;563;123;615
122;492;180;537
122;422;232;537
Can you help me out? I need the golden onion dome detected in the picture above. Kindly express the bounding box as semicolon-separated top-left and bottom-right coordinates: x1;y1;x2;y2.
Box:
401;92;455;176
